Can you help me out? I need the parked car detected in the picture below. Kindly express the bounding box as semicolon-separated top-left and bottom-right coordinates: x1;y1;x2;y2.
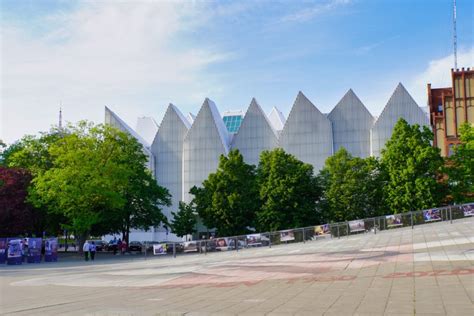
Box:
106;240;119;252
165;242;184;253
128;241;143;252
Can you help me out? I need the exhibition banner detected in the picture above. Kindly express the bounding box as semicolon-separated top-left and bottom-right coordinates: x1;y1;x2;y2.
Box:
349;220;365;233
386;214;403;228
27;238;42;263
153;243;167;255
0;238;6;264
215;238;229;251
463;204;474;217
423;209;441;222
246;234;262;247
183;241;198;253
7;238;22;265
280;230;295;242
314;224;330;236
44;237;58;262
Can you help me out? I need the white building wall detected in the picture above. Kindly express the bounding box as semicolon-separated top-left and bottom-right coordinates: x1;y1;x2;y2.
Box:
231;98;279;166
136;117;159;145
182;98;230;203
328;89;374;158
279;92;333;172
371;83;430;157
151;104;190;226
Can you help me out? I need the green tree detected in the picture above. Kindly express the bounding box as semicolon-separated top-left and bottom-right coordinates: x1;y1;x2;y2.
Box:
171;201;197;239
446;123;474;203
12;122;169;248
190;149;259;236
256;148;321;232
381;118;445;213
318;148;385;222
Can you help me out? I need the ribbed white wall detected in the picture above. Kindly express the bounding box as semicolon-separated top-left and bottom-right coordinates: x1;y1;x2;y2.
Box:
371;83;429;157
231;98;279;166
182;99;230;203
151;104;190;223
279;92;333;172
328;89;374;158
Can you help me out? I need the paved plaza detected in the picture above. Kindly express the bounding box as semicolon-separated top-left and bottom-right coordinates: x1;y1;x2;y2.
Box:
1;218;473;315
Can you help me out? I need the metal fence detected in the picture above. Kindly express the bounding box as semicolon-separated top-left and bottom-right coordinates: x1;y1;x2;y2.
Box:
143;202;474;258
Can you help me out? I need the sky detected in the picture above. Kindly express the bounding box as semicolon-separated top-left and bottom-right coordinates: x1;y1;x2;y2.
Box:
1;0;473;144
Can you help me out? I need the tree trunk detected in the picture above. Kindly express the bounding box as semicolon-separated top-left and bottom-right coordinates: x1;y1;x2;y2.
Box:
77;232;88;254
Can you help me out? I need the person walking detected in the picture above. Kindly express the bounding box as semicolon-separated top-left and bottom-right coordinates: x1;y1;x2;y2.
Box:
89;241;96;261
83;241;90;261
121;240;127;255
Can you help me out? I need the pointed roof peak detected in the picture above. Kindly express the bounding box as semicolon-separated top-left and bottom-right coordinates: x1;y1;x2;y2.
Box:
329;88;372;119
268;107;286;131
167;103;191;129
250;97;259;107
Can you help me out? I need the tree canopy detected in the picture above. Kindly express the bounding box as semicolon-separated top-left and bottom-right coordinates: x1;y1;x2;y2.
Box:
318;148;385;222
5;122;170;244
381;118;445;213
171;201;197;239
446;123;474;203
190;149;259;236
256;148;321;231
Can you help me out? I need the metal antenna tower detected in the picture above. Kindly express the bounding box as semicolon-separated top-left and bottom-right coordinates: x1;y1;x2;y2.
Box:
453;0;458;69
59;105;63;129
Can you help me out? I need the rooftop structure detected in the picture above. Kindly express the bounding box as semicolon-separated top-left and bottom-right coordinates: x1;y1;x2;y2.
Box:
106;83;428;240
428;67;474;156
222;110;244;133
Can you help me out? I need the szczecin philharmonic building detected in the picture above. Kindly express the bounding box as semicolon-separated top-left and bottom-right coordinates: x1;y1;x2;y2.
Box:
105;83;429;241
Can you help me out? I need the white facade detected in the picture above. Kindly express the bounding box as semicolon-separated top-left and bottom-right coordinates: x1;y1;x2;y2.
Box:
105;84;429;240
231;98;279;166
136;117;159;145
151;104;190;225
279;92;333;172
371;83;429;157
328;89;374;158
182;98;230;203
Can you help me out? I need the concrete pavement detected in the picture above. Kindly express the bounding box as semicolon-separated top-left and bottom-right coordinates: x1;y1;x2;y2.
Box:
1;218;473;315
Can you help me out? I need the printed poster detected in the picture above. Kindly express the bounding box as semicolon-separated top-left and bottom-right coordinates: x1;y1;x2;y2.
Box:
246;234;262;246
314;224;330;236
215;238;229;251
386;214;403;228
153;243;167;255
7;238;22;265
44;237;58;262
0;238;6;264
280;230;295;242
183;241;198;253
423;209;441;222
27;238;42;263
349;220;365;233
463;204;474;217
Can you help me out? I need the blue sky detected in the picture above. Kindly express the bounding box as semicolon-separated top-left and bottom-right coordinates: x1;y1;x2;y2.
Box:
1;0;473;143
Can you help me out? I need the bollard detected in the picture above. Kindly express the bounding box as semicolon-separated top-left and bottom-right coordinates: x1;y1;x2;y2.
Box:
303;228;306;243
173;242;176;258
235;237;239;252
145;241;147;260
450;207;453;224
337;225;340;239
373;218;376;235
269;234;272;248
411;212;414;229
347;223;349;237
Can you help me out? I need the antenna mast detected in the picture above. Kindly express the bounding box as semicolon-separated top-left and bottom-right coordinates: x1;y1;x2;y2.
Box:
59;105;63;130
453;0;458;69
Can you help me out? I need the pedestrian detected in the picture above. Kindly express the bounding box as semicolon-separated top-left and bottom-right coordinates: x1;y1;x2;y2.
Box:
121;240;127;255
89;241;96;261
83;241;90;261
117;239;122;255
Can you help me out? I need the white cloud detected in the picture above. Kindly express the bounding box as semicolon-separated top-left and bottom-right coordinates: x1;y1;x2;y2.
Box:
0;1;234;143
409;47;474;107
280;0;352;23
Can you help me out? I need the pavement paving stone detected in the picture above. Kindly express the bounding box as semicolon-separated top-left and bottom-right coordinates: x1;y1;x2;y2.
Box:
1;218;473;315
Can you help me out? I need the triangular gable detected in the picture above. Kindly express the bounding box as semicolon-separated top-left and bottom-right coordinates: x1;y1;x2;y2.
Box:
279;91;333;171
231;98;279;165
104;106;150;149
268;107;286;131
328;89;374;157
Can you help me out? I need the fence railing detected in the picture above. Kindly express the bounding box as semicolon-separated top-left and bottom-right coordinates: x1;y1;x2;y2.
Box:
143;202;474;258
